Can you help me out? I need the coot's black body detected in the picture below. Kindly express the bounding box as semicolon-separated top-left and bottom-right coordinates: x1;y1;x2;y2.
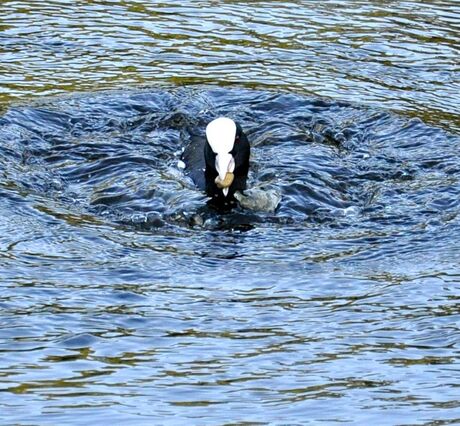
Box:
182;118;250;210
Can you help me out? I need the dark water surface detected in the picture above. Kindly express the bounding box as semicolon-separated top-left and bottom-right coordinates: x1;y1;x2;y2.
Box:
1;1;460;425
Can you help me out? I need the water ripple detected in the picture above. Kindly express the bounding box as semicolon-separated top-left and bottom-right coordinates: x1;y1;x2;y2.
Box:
1;1;460;424
1;1;459;131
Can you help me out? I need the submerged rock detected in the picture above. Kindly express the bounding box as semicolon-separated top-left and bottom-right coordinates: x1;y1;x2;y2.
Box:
234;188;281;213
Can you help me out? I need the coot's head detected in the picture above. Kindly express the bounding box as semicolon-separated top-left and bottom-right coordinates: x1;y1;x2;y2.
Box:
204;117;250;208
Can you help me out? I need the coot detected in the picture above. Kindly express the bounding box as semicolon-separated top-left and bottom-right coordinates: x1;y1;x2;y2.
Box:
182;117;250;209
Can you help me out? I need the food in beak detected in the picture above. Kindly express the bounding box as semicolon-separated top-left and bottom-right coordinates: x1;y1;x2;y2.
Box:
214;153;235;196
215;172;234;189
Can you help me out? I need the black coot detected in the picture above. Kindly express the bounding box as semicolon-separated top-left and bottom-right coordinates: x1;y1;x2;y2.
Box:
182;117;250;210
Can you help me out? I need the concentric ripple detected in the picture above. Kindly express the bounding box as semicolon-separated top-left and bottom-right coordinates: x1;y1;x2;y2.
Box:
1;0;460;424
1;89;459;426
1;88;459;236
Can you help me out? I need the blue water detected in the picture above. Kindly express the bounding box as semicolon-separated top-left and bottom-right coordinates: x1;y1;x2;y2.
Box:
1;2;460;425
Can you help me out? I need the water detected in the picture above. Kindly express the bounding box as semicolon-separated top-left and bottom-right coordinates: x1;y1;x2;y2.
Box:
1;1;460;425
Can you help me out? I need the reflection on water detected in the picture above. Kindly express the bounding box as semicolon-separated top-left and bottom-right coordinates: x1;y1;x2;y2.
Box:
1;1;459;131
1;1;460;425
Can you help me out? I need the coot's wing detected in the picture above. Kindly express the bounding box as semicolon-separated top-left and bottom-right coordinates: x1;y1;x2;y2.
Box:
181;134;207;191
